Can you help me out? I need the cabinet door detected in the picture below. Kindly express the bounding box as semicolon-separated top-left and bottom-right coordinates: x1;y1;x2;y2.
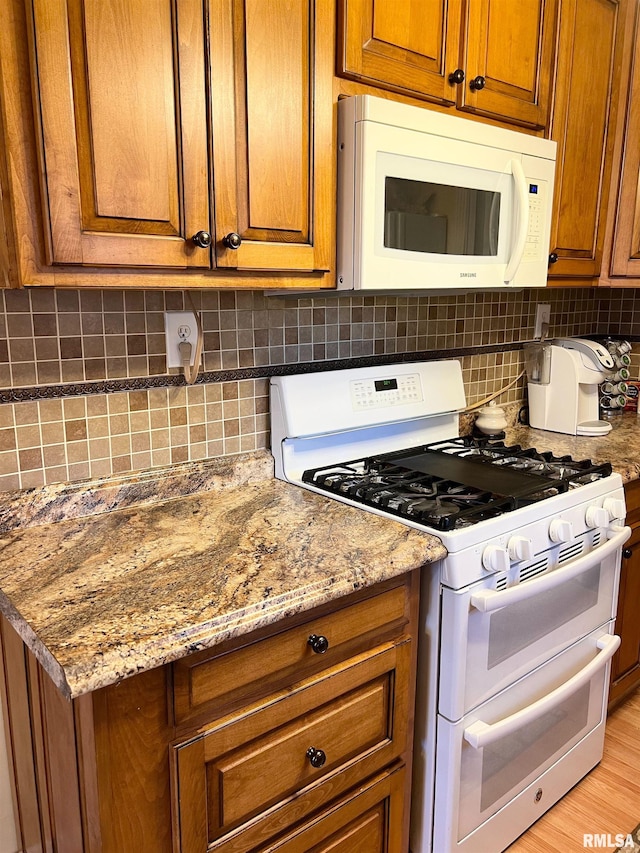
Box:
209;0;331;272
610;480;640;706
547;0;622;281
337;0;463;107
460;0;557;129
610;4;640;278
30;0;211;269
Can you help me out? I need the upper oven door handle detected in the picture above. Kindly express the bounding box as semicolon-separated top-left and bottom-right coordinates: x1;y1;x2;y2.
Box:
463;632;620;750
470;525;631;614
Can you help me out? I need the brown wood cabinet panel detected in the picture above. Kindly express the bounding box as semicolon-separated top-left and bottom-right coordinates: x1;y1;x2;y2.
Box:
172;640;412;851
209;0;332;272
0;572;419;851
609;4;640;278
460;0;557;129
337;0;462;106
30;0;211;269
173;581;410;726
547;0;624;281
610;480;640;706
338;0;556;130
610;527;640;704
269;766;407;853
0;620;42;851
0;0;335;288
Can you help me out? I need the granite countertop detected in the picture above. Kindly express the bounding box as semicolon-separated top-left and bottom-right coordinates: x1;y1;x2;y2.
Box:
0;451;444;700
504;410;640;483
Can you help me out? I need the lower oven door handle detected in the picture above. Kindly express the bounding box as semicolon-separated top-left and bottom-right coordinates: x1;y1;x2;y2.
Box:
470;525;631;613
463;633;620;750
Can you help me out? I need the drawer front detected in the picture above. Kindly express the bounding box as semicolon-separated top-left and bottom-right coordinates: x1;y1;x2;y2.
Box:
171;641;411;852
173;578;412;727
269;765;407;853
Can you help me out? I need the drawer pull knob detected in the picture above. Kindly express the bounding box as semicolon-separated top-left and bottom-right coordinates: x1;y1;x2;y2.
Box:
307;634;329;654
306;747;326;768
623;548;632;559
469;75;486;91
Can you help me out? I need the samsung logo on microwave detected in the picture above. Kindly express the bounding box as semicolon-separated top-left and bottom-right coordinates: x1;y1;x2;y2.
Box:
460;272;477;278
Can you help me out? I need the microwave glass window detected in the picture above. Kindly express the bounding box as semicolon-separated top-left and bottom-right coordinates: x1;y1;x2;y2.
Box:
384;177;500;256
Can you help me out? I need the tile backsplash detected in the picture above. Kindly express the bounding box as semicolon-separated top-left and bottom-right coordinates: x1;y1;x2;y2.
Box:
0;285;633;491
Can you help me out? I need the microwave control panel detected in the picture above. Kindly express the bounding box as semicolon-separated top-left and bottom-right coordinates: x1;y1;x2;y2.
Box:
350;373;423;410
523;181;547;261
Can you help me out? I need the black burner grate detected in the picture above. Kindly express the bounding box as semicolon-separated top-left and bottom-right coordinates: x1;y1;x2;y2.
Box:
301;436;612;531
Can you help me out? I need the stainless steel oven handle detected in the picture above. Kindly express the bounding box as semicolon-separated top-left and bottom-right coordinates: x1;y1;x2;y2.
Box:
470;525;631;614
463;633;620;750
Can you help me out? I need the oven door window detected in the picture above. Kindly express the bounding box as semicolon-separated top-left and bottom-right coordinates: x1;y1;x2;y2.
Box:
384;176;500;257
439;540;619;720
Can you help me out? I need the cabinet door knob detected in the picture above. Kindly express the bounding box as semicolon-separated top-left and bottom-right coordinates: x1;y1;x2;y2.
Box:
307;634;329;654
548;252;559;264
306;747;326;768
623;548;632;559
191;230;212;248
222;232;242;250
469;75;486;91
448;68;465;85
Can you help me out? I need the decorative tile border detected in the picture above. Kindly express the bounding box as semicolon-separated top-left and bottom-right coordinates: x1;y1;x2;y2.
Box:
0;342;525;403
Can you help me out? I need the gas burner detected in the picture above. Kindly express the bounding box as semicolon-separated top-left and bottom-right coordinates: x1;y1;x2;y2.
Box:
301;434;612;531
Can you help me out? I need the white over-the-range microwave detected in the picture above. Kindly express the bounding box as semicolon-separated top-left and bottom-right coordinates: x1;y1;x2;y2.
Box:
337;95;557;292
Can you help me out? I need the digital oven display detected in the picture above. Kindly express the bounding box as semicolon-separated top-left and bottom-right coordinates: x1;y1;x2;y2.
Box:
374;378;398;392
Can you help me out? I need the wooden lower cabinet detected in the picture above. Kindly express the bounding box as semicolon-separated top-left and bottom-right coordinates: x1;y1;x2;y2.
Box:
0;571;419;852
610;480;640;707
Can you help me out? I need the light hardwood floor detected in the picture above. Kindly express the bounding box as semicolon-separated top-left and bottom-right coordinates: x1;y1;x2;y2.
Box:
506;688;640;852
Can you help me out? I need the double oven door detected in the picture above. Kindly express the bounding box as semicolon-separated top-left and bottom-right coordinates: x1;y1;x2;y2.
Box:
433;524;629;853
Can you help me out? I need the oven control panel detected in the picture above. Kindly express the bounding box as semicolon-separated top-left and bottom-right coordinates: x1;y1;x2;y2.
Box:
350;373;423;410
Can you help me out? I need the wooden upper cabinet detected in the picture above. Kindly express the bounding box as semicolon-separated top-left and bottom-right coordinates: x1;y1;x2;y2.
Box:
31;0;211;269
20;0;332;281
547;0;624;282
338;0;557;130
337;0;463;107
459;0;557;129
608;3;640;278
209;0;331;272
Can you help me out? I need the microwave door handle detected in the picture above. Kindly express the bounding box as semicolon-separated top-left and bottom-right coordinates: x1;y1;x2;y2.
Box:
470;524;631;613
503;158;528;283
463;633;620;750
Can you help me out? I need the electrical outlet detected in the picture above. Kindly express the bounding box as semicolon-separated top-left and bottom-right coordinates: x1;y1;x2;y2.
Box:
534;304;551;340
164;311;200;368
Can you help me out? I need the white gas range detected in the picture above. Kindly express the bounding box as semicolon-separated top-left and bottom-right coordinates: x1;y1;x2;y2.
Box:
270;359;630;853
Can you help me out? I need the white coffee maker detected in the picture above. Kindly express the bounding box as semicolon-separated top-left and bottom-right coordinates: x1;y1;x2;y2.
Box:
525;338;615;436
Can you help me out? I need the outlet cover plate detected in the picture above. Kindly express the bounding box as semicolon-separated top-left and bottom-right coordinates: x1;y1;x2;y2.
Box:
534;304;551;340
164;311;200;368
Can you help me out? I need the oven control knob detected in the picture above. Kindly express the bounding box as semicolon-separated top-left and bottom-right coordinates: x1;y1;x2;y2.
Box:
507;536;534;562
585;505;610;529
603;497;626;522
549;518;574;543
482;545;510;573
